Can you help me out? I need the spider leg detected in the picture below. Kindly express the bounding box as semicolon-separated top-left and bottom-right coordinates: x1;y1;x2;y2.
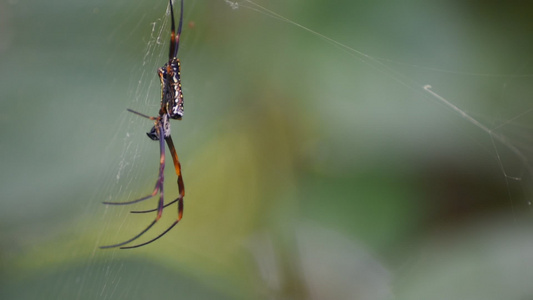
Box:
100;124;167;249
169;0;184;59
103;109;162;206
100;219;159;249
165;135;185;202
102;185;159;206
102;137;162;206
127;108;157;120
129;135;184;213
119;135;185;249
130;198;177;213
119;198;182;249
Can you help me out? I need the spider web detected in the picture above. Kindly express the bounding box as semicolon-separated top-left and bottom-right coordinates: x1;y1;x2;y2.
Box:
106;1;533;299
3;0;533;299
100;1;533;298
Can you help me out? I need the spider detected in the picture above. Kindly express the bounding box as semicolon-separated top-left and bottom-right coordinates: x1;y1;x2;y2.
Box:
100;0;185;249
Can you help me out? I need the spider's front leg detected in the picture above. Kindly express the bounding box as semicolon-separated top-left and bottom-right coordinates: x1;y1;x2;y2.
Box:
119;134;184;249
165;134;185;221
100;123;167;249
130;121;184;215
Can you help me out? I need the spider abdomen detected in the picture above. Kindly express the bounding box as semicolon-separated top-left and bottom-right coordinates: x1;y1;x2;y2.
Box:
158;58;184;120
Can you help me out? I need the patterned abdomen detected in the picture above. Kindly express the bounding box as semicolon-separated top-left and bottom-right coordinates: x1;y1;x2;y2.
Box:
158;58;184;120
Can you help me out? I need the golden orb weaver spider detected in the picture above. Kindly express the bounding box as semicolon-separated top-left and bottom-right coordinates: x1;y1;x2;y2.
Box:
100;0;185;249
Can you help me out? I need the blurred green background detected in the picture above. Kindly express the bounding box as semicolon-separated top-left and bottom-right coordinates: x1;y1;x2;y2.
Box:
2;0;533;299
